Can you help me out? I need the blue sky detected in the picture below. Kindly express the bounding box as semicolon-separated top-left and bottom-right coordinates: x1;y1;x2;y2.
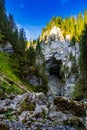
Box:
6;0;87;40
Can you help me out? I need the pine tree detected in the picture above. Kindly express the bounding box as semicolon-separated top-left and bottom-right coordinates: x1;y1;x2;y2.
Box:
17;28;27;56
12;29;19;51
0;33;4;43
76;13;84;40
69;16;75;36
26;46;36;66
0;0;7;27
19;28;26;43
8;13;16;32
56;17;62;27
84;9;87;24
0;0;15;44
0;0;8;41
79;24;87;98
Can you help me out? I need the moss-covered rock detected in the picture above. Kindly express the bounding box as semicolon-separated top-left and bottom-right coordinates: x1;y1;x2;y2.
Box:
0;123;9;130
54;96;86;117
20;96;36;112
35;109;47;118
64;117;86;130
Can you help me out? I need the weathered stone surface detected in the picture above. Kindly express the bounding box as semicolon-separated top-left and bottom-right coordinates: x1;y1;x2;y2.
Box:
48;110;67;124
27;74;43;87
64;117;87;130
0;42;13;53
0;92;86;130
54;96;86;117
0;122;9;130
36;92;47;105
41;37;80;97
47;75;62;95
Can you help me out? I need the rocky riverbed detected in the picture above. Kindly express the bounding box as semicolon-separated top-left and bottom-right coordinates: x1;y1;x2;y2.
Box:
0;92;86;130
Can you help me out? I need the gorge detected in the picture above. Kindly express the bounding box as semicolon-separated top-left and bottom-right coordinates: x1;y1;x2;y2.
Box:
0;0;87;129
0;26;87;130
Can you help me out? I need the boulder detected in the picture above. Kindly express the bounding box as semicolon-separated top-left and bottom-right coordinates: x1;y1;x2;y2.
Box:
48;110;67;124
0;122;9;130
27;74;43;87
36;92;47;105
54;96;86;117
0;92;86;130
0;42;13;53
64;117;87;130
3;42;13;53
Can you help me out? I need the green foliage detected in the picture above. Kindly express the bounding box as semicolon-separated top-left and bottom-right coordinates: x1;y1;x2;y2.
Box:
0;52;20;81
72;84;84;101
56;17;62;27
79;24;87;98
0;0;27;56
20;97;36;112
0;33;4;43
84;9;87;24
26;46;36;66
73;24;87;100
0;52;24;94
0;82;23;94
76;13;84;41
41;10;87;43
36;40;41;53
0;52;34;94
0;0;48;94
69;52;74;61
70;36;76;46
8;13;16;32
71;62;78;74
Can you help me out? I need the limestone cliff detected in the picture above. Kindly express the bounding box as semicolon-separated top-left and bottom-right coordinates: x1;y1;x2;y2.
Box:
40;26;80;98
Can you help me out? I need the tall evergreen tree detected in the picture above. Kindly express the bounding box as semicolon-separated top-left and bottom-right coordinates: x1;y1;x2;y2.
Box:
69;16;75;36
79;24;87;98
84;9;87;24
0;0;6;26
0;0;8;41
56;17;62;27
11;28;19;51
76;13;84;40
18;28;27;55
26;46;36;66
0;0;14;43
8;13;16;32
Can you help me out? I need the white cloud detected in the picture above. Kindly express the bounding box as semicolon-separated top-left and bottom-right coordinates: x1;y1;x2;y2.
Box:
17;23;21;29
24;26;42;40
20;4;24;8
17;24;42;40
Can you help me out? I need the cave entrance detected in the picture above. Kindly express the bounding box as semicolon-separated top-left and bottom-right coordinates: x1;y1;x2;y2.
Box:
49;58;63;79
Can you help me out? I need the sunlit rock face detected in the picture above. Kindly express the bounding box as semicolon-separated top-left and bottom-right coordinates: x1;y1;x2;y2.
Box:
41;26;64;42
41;41;68;62
49;26;64;42
66;34;71;42
41;28;80;97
